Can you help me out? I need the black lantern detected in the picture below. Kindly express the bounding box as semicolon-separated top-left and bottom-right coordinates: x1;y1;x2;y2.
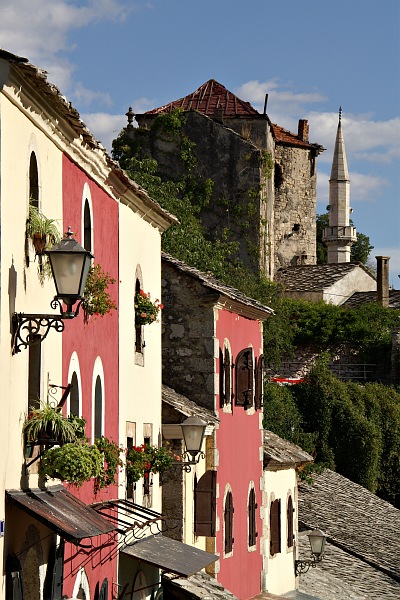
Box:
46;228;93;318
176;416;207;472
295;529;327;575
12;228;93;353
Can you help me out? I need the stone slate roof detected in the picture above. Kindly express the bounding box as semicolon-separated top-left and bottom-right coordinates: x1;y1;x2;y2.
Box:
0;48;177;228
162;571;239;599
297;528;400;600
263;430;313;469
276;263;375;293
144;79;320;150
342;289;400;310
298;469;400;587
162;252;274;319
162;385;219;426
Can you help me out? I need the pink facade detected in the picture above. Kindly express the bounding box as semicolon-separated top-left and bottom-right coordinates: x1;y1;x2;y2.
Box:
215;310;264;600
61;154;119;597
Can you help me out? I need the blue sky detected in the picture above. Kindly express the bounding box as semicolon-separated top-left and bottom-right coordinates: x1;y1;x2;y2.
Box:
1;0;399;283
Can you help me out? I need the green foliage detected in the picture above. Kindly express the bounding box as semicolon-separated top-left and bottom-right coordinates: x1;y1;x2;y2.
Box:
94;436;124;490
27;204;61;247
316;212;374;265
125;444;175;485
40;442;102;487
83;264;117;321
23;403;80;444
265;358;400;506
135;289;163;326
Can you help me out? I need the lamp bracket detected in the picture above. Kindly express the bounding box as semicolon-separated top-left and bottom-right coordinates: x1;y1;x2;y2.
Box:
294;556;321;576
175;451;205;473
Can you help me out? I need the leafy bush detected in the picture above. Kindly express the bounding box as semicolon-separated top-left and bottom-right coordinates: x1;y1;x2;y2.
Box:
40;442;102;487
125;444;175;485
94;437;123;490
135;290;163;326
83;264;117;321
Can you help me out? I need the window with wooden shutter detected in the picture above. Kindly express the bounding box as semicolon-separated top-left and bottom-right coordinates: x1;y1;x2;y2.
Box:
254;354;264;410
99;578;108;600
224;490;234;554
235;348;254;408
6;555;24;600
220;346;233;408
194;470;217;536
270;498;281;556
287;495;294;548
248;488;258;547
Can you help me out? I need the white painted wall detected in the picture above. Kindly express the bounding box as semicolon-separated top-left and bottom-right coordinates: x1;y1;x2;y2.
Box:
261;468;297;595
118;202;163;510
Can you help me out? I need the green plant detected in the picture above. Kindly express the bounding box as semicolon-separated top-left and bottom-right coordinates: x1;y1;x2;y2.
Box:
27;204;62;283
23;402;79;444
39;442;102;487
94;436;124;490
135;290;163;326
125;444;175;485
83;264;117;321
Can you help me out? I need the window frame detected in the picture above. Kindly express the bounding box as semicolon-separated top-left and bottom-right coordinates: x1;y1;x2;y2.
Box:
224;488;234;555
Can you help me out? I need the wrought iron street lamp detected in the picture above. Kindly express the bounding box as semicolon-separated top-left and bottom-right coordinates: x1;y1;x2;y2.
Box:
178;416;207;472
295;529;327;575
12;228;93;353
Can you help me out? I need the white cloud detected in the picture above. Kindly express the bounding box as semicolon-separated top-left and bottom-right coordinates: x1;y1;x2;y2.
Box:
317;170;387;205
81;112;127;152
73;84;113;108
0;0;134;101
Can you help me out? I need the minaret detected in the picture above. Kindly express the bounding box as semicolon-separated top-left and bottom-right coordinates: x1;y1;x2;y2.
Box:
322;108;356;263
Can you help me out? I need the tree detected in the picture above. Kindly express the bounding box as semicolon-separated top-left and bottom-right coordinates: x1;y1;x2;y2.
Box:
316;212;374;265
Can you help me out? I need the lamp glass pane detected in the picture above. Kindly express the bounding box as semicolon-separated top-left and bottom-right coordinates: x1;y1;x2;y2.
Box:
50;252;86;296
181;418;206;456
308;530;326;558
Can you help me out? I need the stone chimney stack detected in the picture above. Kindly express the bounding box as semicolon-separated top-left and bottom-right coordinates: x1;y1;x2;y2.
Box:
298;119;309;142
376;256;390;307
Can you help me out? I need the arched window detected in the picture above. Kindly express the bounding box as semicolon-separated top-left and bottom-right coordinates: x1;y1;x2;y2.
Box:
254;354;264;410
248;487;257;547
29;152;39;208
135;277;143;354
219;344;233;408
94;375;103;439
224;490;234;554
83;199;92;253
70;372;80;416
287;495;294;548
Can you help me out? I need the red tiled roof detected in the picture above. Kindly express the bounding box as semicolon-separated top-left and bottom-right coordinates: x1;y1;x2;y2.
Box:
145;79;259;118
271;123;311;148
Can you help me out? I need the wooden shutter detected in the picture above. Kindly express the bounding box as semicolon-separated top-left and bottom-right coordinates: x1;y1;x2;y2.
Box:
254;354;264;410
248;488;258;547
194;470;217;536
235;348;253;407
220;348;233;407
287;496;294;548
270;499;281;556
6;555;24;600
224;491;234;553
99;578;108;600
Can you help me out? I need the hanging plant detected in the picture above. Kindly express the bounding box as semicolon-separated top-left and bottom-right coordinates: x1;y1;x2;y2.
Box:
27;203;61;283
39;442;102;487
135;290;164;326
94;436;124;490
23;402;81;445
126;444;175;485
83;264;117;322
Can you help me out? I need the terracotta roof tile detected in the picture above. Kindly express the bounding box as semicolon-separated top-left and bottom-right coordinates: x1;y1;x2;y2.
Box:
145;79;259;118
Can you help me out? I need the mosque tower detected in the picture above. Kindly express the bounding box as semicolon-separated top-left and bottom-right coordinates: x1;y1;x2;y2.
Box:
322;108;356;262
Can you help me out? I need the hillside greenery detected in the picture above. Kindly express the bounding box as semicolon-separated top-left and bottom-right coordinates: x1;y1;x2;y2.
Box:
112;115;400;506
264;358;400;507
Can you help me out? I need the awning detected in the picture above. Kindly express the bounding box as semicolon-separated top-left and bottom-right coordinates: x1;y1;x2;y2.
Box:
121;534;218;577
92;498;166;536
6;485;116;543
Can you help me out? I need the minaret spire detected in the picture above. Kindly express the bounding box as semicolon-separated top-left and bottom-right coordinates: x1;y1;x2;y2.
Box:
322;108;356;263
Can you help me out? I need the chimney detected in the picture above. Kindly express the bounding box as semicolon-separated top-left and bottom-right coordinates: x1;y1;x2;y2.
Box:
298;119;309;142
376;256;390;307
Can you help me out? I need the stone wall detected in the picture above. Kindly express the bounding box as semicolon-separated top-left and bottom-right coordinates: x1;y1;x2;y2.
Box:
134;111;319;280
161;262;216;410
274;145;317;269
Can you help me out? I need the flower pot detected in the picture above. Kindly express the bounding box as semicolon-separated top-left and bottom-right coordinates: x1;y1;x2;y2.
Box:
32;233;47;255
